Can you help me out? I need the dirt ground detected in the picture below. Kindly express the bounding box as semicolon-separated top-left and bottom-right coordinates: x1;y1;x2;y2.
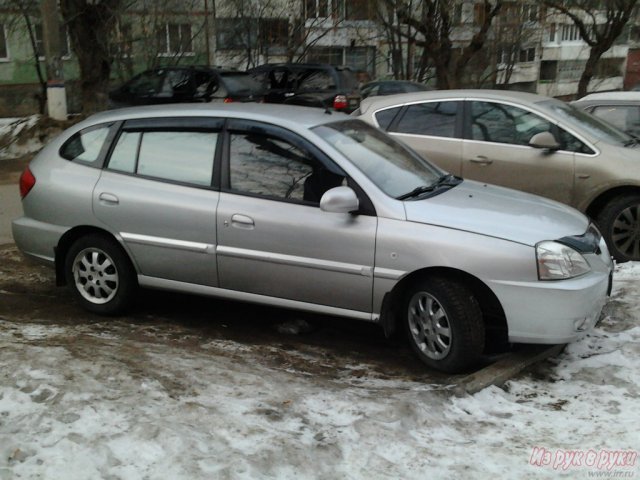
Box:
0;156;460;385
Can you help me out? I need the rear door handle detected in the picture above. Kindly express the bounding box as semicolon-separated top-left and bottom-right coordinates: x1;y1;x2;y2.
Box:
469;156;493;166
98;192;119;205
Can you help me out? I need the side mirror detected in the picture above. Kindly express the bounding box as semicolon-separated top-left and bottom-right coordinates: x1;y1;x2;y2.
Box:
320;186;359;214
529;132;561;151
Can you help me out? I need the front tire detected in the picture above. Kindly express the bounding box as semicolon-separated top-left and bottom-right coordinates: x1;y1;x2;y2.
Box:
65;234;136;315
403;277;484;373
597;194;640;263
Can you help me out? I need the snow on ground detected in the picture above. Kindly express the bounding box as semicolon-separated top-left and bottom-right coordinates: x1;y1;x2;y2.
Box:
0;264;639;479
0;116;57;161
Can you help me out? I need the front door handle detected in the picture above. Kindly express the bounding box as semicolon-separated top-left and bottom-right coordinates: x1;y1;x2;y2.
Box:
230;214;255;229
98;192;119;205
469;156;493;166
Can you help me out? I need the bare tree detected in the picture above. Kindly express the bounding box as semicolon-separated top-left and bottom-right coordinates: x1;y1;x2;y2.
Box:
378;0;503;88
0;0;48;112
59;0;123;112
543;0;639;98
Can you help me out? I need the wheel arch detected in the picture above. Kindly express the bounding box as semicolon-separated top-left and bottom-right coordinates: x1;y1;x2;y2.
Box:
380;266;508;352
54;226;134;286
586;185;640;220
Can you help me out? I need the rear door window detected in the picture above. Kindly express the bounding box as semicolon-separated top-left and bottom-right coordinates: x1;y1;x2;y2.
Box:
106;119;221;187
391;101;460;138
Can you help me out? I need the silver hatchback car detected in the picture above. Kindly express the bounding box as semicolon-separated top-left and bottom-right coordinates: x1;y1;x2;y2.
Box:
12;104;613;373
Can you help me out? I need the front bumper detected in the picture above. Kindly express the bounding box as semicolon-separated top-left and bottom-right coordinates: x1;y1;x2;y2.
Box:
488;251;613;344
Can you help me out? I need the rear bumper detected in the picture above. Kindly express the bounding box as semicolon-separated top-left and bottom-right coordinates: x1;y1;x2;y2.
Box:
12;216;66;265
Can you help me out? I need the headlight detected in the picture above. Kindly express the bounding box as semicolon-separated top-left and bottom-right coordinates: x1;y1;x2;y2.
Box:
536;241;591;280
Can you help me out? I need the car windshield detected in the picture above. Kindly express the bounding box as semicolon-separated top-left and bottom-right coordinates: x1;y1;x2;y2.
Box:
220;73;264;95
538;99;633;145
313;119;444;198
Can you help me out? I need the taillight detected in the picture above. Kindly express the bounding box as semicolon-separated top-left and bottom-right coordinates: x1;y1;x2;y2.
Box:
19;167;36;199
224;97;234;103
333;95;348;110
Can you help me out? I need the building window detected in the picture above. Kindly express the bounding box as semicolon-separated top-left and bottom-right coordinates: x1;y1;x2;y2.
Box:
547;23;557;43
519;47;536;63
345;0;373;20
34;24;70;59
112;23;133;57
0;24;8;59
306;0;335;18
157;23;193;55
561;24;581;42
497;46;515;65
522;4;538;22
452;4;463;25
215;18;258;50
540;60;557;81
474;3;486;25
307;46;376;76
259;18;289;48
557;60;586;81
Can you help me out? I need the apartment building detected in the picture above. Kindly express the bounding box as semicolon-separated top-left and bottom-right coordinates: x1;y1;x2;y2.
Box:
0;1;638;115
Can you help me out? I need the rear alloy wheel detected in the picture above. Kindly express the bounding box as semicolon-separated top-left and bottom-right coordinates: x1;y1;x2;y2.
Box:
597;194;640;263
404;277;484;373
65;234;136;315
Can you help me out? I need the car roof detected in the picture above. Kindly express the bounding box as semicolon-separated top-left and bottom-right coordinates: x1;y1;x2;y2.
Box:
249;63;353;72
358;89;552;114
576;91;640;102
79;103;350;131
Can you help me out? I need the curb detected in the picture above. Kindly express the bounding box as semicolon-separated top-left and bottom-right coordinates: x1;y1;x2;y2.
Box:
453;344;566;396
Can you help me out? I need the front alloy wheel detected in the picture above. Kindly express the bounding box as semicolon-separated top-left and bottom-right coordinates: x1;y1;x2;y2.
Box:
403;277;485;373
598;194;640;263
407;292;452;360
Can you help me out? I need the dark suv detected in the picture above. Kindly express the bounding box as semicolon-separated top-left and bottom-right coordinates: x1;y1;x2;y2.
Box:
108;66;264;107
248;63;362;113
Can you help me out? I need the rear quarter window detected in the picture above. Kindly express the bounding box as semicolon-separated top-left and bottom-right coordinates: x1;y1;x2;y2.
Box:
60;123;114;165
374;107;403;130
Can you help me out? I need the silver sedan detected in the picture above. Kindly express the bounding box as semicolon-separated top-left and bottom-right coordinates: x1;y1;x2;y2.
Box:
12;104;613;373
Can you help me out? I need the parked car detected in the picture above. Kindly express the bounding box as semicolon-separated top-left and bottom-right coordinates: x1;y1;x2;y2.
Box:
13;104;612;373
108;66;264;107
573;91;640;138
248;63;361;113
360;80;431;99
356;89;640;263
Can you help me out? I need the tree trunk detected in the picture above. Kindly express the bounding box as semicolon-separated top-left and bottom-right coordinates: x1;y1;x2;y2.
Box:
577;46;606;99
59;0;122;113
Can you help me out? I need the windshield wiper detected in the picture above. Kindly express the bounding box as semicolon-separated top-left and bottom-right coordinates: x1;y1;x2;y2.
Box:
397;174;462;200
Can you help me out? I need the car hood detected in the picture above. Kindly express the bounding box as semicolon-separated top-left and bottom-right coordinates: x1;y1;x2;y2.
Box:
403;180;588;246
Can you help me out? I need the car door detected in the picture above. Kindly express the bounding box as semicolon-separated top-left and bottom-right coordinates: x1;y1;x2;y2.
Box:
216;119;377;314
383;100;464;176
93;117;222;286
461;100;575;205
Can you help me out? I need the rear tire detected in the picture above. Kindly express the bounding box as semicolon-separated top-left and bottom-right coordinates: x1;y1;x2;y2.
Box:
597;194;640;263
65;234;136;315
403;276;485;373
